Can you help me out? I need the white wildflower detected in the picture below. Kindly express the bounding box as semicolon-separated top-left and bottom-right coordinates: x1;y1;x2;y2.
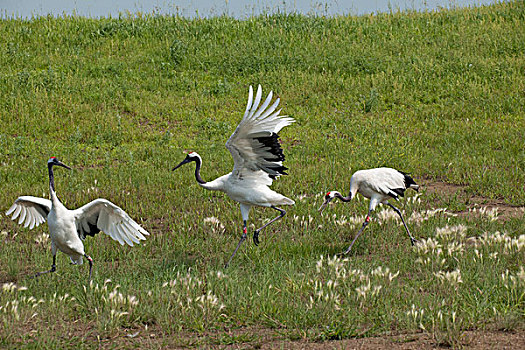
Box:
2;283;27;293
388;271;400;281
446;241;465;256
375;209;399;224
296;194;308;201
316;255;324;273
408;208;448;224
348;215;366;226
434;269;463;288
436;224;468;240
469;206;499;221
35;232;49;246
406;194;422;205
414;237;442;256
204;216;225;234
334;215;348;226
356;281;371;299
517;266;525;283
406;304;425;330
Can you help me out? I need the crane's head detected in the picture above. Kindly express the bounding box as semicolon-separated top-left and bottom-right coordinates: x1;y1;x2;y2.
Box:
318;191;337;212
48;157;72;170
172;152;201;170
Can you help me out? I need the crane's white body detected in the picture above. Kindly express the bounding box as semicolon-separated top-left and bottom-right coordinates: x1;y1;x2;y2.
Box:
6;159;150;272
47;195;85;264
349;167;418;211
201;171;293;219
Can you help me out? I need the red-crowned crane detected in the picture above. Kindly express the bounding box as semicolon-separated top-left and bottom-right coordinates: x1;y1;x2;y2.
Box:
6;157;150;280
319;167;419;255
173;85;295;268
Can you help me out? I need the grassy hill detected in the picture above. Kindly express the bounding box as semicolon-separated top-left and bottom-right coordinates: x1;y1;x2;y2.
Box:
0;1;524;348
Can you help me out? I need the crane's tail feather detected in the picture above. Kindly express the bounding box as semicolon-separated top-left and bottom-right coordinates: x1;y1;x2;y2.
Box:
399;171;419;192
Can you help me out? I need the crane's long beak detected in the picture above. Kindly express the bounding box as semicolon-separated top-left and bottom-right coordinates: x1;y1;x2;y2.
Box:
172;156;191;171
318;198;333;212
57;161;72;170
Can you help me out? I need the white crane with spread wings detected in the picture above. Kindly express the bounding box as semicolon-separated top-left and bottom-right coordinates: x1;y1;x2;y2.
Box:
173;85;295;267
6;157;150;280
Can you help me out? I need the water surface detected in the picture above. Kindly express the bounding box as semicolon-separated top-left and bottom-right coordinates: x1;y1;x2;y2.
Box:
1;0;499;19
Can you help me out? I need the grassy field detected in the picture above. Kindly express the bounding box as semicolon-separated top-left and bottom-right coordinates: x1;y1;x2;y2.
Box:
1;1;524;348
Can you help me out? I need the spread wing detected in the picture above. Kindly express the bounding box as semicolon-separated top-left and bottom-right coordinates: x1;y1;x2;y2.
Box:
225;85;295;181
72;199;150;247
6;196;51;229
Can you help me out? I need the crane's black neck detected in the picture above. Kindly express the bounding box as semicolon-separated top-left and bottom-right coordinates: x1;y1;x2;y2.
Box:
48;163;56;192
335;192;352;202
193;157;206;185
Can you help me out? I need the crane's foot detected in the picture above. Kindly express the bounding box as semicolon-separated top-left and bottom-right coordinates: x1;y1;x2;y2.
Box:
410;238;419;246
33;264;56;278
253;230;261;246
338;246;353;257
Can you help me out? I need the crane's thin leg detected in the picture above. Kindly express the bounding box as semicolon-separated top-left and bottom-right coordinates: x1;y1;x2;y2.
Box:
341;210;372;255
84;254;94;281
34;254;57;278
387;202;418;245
253;206;286;246
225;221;248;269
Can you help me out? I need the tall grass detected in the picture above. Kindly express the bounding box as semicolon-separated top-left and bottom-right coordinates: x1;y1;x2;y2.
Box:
0;1;524;347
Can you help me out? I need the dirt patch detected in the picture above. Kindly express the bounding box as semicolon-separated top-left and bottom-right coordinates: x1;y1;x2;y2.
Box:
258;330;524;349
420;180;524;221
88;327;525;349
3;316;523;349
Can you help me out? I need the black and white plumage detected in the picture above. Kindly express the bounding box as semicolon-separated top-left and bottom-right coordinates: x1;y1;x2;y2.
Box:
319;167;419;255
173;85;295;267
6;157;150;280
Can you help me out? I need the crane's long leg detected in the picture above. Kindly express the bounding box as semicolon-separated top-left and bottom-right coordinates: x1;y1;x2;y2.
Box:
84;254;94;281
225;221;248;269
253;206;286;246
34;254;57;278
341;210;372;255
386;202;418;245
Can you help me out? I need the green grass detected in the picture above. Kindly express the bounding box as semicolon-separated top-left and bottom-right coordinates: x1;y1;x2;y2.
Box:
1;1;524;348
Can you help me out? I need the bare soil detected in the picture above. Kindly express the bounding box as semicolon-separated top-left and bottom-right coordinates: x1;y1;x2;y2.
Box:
259;330;524;350
421;180;524;221
92;327;525;349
